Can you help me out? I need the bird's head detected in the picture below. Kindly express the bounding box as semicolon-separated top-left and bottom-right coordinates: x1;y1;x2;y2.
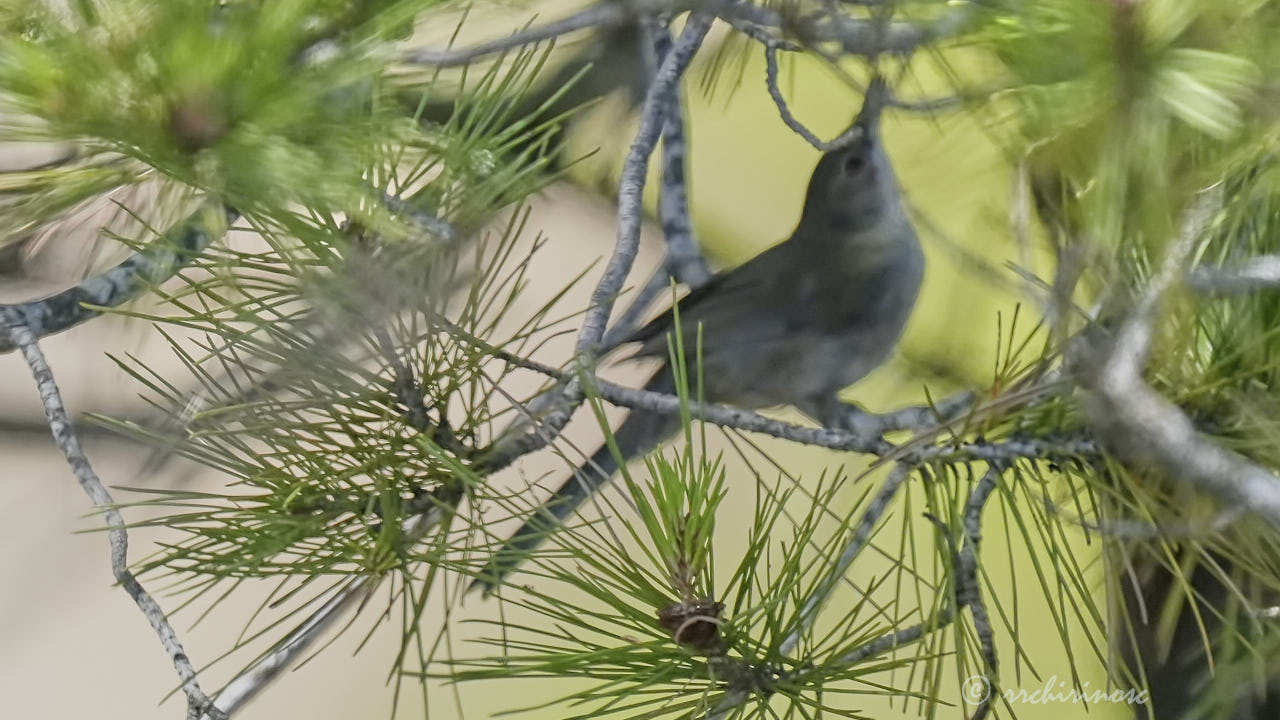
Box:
798;78;904;239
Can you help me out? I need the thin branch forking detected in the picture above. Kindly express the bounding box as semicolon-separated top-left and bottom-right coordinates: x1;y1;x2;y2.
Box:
475;13;714;473
1084;185;1280;527
401;0;981;70
763;43;866;152
578;12;713;353
649;18;712;289
600;16;713;351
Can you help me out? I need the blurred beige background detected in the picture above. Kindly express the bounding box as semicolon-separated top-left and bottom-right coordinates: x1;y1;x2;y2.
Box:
0;8;1129;720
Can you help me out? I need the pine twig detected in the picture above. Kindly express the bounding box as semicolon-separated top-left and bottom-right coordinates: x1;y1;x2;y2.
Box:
0;205;236;355
600;264;674;351
1083;185;1280;526
957;466;1002;720
649;19;712;289
441;319;1091;474
599;16;712;351
778;463;912;656
1189;254;1280;293
402;0;982;70
763;42;866;152
2;309;225;720
475;12;714;474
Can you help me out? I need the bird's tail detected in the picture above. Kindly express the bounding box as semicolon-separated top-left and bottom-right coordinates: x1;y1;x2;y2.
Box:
474;365;683;593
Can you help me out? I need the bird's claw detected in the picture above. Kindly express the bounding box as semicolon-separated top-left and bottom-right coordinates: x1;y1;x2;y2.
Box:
827;403;887;440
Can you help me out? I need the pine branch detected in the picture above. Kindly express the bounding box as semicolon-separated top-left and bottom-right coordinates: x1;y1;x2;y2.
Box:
957;467;1001;720
2;309;225;720
435;322;1062;468
1189;255;1280;293
599;16;713;352
1082;186;1280;526
21;3;1280;718
763;42;869;152
649;18;712;289
475;13;714;473
403;0;984;70
0;205;236;354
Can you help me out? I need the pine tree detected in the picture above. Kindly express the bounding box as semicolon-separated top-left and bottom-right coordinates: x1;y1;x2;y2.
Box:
3;1;1280;719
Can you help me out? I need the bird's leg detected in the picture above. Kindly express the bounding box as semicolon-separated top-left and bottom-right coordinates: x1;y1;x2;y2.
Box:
831;402;890;439
803;394;888;439
805;390;978;439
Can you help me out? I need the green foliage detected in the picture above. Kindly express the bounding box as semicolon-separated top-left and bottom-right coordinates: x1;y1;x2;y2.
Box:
989;0;1268;255
451;441;943;720
982;3;1280;717
54;13;583;695
7;1;1280;719
0;0;443;231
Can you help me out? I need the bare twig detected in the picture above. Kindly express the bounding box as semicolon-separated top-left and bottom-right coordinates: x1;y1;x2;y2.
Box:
714;1;979;56
476;13;713;473
716;11;801;51
951;435;1097;466
600;264;674;351
648;19;712;289
958;467;1001;720
830;7;970;55
1047;501;1243;541
579;13;712;352
1083;186;1280;526
379;192;461;244
778;463;912;656
1189;254;1280;294
834;606;956;668
403;0;981;70
763;43;865;152
585;377;981;457
439;318;1093;471
0;204;236;355
598;17;712;351
2;309;225;720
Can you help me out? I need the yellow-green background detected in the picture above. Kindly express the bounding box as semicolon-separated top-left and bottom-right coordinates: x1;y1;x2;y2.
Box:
0;8;1134;720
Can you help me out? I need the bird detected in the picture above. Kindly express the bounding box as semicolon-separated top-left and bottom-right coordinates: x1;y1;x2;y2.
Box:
476;79;924;593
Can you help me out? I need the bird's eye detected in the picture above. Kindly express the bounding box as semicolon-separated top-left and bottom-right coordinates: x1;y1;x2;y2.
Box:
843;153;867;175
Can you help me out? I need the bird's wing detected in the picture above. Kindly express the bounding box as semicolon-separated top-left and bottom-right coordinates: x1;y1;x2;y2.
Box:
619;271;731;351
624;242;799;359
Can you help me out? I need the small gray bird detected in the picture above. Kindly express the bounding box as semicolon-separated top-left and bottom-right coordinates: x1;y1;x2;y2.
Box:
478;80;923;591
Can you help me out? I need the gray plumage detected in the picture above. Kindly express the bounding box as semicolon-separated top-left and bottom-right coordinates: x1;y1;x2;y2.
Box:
477;82;923;592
